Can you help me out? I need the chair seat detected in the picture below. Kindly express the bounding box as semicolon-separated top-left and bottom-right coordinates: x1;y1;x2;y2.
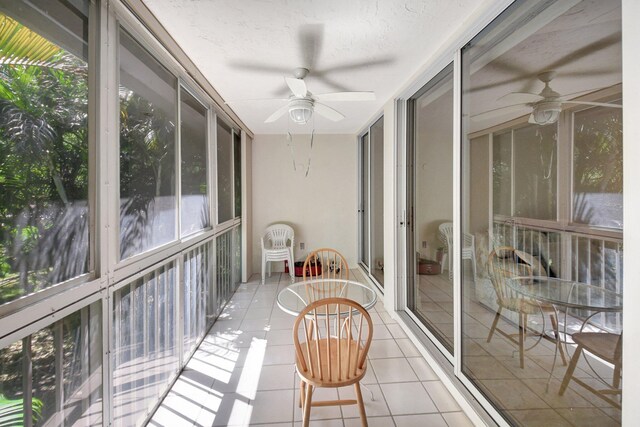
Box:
498;297;556;315
572;332;620;363
264;248;291;261
296;338;366;387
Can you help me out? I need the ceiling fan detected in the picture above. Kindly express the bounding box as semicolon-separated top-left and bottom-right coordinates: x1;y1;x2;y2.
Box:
253;67;375;124
472;71;622;125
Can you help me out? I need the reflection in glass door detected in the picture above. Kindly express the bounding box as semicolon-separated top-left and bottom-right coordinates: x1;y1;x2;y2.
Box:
460;1;623;425
406;64;455;354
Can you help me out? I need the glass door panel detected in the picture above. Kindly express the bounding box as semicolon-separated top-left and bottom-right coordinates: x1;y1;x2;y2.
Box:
407;64;455;354
370;117;385;286
461;1;622;425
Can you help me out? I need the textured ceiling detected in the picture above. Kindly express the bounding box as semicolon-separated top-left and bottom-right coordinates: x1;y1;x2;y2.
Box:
141;0;487;134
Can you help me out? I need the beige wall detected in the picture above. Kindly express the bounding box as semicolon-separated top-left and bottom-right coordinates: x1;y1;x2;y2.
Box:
251;134;358;273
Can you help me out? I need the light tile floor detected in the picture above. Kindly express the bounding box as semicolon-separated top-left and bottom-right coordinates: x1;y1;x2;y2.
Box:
149;270;474;427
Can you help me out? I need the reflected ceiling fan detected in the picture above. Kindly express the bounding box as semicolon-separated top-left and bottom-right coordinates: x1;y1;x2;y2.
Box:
251;67;375;124
472;71;622;125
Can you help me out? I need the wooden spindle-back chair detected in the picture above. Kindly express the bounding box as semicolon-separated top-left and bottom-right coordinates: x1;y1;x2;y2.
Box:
303;248;349;302
293;297;373;427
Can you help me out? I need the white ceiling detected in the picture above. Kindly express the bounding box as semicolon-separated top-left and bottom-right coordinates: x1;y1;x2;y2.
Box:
141;0;487;134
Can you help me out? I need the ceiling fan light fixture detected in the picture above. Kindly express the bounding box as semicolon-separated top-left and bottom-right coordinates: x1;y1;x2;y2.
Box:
532;101;561;125
289;99;313;124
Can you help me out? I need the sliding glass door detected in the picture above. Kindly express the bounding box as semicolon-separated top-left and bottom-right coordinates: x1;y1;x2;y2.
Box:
406;64;455;354
359;117;384;288
461;0;622;425
400;1;623;425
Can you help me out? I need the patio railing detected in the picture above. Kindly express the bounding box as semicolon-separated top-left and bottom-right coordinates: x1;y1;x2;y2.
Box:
492;219;623;331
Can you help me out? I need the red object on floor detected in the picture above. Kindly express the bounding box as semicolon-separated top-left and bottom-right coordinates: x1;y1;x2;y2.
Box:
284;260;289;273
294;261;322;277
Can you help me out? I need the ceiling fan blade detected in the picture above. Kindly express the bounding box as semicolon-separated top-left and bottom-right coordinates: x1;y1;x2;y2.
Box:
264;103;291;123
546;33;621;71
498;92;543;104
285;77;307;97
471;103;528;122
314;91;375;102
314;102;345;122
560;100;623;108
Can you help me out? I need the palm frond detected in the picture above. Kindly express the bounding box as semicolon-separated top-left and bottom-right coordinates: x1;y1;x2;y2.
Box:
0;14;62;68
0;394;43;426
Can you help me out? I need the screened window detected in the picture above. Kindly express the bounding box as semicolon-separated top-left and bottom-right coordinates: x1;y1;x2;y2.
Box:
0;302;102;426
180;87;209;236
513;124;557;220
0;0;90;306
119;29;177;259
216;121;233;224
492;131;512;216
573;105;623;228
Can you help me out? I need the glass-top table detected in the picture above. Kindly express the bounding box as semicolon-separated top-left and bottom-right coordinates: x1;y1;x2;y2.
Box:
507;276;623;312
277;279;377;316
507;276;622;391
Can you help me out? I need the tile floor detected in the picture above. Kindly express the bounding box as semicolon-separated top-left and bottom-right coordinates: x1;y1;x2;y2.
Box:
149;270;474;427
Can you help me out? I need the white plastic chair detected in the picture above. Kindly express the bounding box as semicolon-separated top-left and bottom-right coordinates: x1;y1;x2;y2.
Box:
438;222;477;280
261;224;295;284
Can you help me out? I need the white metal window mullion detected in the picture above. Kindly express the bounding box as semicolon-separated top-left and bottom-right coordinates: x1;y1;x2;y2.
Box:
101;1;119;424
395;99;407;312
176;81;183;240
452;48;463;376
211;112;219;227
367;131;373;272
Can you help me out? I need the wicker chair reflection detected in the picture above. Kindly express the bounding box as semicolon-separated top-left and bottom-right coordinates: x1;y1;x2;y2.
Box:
487;246;566;368
559;332;622;408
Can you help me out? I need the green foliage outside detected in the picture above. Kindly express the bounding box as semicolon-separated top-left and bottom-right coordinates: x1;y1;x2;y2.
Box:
0;394;43;427
0;13;89;304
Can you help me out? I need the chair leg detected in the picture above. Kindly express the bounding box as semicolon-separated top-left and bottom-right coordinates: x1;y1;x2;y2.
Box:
267;260;271;277
487;307;502;343
518;313;526;368
549;314;567;365
261;256;266;285
354;382;368;427
299;380;305;408
302;384;313;427
613;362;621;389
559;345;583;395
289;254;295;283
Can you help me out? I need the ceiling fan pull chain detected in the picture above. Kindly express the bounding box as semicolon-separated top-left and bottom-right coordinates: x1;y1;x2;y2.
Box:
287;131;297;171
305;128;315;177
